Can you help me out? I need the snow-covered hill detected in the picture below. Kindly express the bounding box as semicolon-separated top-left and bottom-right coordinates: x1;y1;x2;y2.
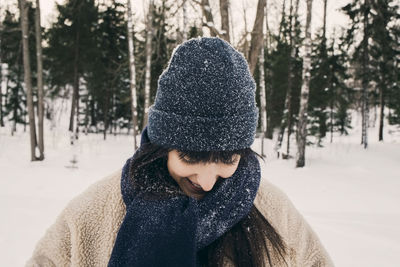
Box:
0;110;399;266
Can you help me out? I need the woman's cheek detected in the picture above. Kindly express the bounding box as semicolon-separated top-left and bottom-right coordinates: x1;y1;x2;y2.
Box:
173;163;193;178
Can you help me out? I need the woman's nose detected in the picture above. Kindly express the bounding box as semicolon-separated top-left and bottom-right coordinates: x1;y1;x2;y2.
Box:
196;166;219;191
197;175;218;191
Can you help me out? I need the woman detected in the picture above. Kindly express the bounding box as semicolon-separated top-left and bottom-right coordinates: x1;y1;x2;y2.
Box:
27;37;333;267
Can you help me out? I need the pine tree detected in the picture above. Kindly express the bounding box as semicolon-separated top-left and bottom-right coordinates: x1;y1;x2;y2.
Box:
308;0;329;146
328;34;353;139
342;0;373;148
276;0;301;158
45;0;98;142
88;1;129;140
369;0;399;141
342;0;399;144
310;30;352;144
0;10;27;132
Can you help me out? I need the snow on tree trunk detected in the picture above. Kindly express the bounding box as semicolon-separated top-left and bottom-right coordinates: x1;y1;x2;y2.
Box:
126;0;138;150
296;0;313;168
219;0;230;42
142;0;153;130
35;0;44;160
361;0;369;149
248;0;266;75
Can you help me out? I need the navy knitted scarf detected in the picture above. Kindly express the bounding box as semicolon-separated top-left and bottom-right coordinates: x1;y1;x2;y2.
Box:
108;127;261;267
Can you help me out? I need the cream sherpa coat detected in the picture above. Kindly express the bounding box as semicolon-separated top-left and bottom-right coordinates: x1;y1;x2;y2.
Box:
26;169;334;267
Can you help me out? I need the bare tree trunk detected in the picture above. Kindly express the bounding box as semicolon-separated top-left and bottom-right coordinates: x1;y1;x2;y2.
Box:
69;29;80;138
330;95;334;142
20;0;39;161
113;91;117;136
103;92;108;140
0;32;4;127
0;64;7;127
229;1;234;44
84;94;89;135
322;0;327;40
200;0;219;37
378;86;384;141
35;0;44;160
182;0;188;41
239;3;250;58
278;0;286;40
361;0;369;149
75;77;80;141
219;0;230;42
248;0;266;75
296;0;313;168
127;0;138;150
264;0;271;51
264;0;274;139
142;0;153;130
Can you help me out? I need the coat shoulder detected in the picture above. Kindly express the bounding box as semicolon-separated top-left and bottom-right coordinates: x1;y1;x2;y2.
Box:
26;170;126;267
64;169;125;221
254;176;335;266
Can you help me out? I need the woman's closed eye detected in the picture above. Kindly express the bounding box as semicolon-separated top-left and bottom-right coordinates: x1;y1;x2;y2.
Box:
178;153;239;166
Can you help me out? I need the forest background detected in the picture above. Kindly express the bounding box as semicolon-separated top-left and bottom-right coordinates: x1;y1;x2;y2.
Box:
0;0;399;266
1;0;399;164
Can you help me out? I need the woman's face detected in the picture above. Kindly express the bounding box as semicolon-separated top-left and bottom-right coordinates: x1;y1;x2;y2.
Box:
167;149;241;200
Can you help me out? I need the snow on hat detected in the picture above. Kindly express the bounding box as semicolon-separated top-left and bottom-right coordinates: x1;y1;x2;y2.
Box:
147;37;259;151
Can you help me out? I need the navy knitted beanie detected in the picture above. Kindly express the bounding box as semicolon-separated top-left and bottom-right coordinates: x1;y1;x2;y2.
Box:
147;37;259;151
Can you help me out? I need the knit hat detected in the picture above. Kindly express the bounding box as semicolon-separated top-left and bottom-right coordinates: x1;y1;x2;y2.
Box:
147;37;259;151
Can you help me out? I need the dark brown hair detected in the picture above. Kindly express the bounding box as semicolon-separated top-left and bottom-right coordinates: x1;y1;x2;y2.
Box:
129;142;287;266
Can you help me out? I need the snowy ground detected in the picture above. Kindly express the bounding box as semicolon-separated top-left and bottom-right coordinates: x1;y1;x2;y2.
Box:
1;116;400;266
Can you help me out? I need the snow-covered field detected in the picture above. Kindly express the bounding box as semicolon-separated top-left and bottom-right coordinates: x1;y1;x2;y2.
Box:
1;115;400;266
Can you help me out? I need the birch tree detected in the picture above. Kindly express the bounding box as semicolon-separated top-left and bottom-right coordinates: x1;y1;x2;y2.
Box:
35;0;44;160
0;63;6;127
142;0;153;130
259;1;267;157
296;0;313;168
361;0;369;148
126;0;139;150
19;0;39;161
0;27;5;127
